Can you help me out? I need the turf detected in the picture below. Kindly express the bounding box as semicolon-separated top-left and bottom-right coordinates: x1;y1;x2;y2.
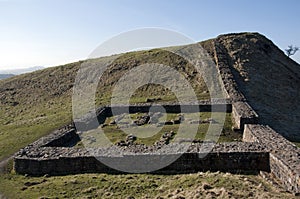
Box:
0;171;294;199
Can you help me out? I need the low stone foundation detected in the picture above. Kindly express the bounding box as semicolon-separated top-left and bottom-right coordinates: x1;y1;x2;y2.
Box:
75;101;232;131
14;142;269;176
243;124;300;193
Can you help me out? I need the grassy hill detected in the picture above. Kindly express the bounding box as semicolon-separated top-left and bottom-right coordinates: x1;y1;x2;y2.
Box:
0;48;210;161
0;32;299;198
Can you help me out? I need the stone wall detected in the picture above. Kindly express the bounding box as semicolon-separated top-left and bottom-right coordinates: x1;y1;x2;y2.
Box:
74;101;232;131
14;142;269;176
231;102;258;130
213;40;259;130
243;124;300;193
212;39;300;194
43;129;79;147
212;40;245;102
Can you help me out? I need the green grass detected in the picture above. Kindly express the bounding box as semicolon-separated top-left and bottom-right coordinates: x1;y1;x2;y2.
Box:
77;112;241;148
0;172;294;199
0;96;72;160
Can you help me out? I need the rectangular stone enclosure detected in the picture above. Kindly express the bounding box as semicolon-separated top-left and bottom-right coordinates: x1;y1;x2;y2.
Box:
14;101;300;194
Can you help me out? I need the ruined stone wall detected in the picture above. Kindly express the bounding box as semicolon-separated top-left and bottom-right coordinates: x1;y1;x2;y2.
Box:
43;129;79;147
231;102;258;130
213;39;299;194
74;102;232;131
213;40;259;130
243;124;300;193
108;102;231;114
14;142;269;176
212;40;245;102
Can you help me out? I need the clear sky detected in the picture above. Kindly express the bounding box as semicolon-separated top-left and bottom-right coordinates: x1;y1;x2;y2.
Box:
1;0;299;70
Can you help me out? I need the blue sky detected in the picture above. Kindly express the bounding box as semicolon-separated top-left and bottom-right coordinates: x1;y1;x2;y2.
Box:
1;0;299;69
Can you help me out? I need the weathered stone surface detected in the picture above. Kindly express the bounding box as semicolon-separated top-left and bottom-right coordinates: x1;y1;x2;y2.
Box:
213;39;246;102
232;101;258;130
243;124;300;193
133;114;150;126
14;142;269;176
216;33;300;141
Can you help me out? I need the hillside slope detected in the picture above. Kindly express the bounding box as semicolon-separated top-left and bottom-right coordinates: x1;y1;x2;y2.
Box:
0;49;208;160
215;33;300;141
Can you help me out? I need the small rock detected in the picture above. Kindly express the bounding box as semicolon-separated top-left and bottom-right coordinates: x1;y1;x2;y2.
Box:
100;178;107;182
43;174;50;178
189;120;201;124
109;120;116;125
82;187;97;194
248;192;254;197
126;134;137;142
174;196;185;199
257;183;262;189
101;124;108;128
202;183;212;190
